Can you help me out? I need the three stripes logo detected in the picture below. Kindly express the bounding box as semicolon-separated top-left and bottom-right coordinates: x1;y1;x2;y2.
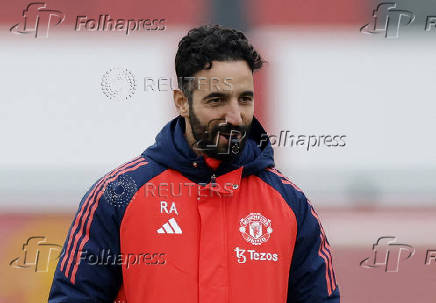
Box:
157;218;182;234
266;167;337;296
59;156;149;284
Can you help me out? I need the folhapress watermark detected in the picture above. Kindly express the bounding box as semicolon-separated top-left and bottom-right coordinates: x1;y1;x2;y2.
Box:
11;2;166;38
9;236;62;272
78;249;166;269
360;236;436;272
10;2;65;38
361;2;436;38
75;16;166;35
258;132;347;151
360;236;414;272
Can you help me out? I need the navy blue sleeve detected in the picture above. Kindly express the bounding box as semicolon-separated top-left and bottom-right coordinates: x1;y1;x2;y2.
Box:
48;176;125;303
287;190;340;303
48;157;160;302
258;168;339;303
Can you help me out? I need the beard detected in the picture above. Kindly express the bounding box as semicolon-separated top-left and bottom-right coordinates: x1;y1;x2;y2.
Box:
188;106;251;162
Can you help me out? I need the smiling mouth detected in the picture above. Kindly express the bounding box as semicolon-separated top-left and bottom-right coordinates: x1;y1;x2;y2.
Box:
219;131;243;139
219;134;241;142
218;134;229;144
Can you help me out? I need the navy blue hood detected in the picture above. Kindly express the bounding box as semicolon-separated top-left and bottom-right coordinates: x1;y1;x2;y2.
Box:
143;115;274;183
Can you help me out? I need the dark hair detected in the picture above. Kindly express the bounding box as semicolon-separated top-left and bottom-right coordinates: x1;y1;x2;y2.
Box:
175;24;264;100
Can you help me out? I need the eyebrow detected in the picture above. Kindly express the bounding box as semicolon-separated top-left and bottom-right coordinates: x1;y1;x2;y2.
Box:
202;90;254;100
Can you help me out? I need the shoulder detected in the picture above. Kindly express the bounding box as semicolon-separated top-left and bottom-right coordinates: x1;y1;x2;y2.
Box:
257;167;311;225
88;155;166;209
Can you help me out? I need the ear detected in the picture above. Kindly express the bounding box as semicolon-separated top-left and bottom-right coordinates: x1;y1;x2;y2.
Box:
173;89;189;118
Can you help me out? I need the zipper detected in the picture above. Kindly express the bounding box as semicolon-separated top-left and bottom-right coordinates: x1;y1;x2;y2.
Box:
223;194;230;303
210;173;216;186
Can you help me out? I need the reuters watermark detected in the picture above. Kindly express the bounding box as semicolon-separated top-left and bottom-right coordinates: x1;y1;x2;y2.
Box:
144;76;233;92
101;68;234;101
144;181;236;199
101;67;137;101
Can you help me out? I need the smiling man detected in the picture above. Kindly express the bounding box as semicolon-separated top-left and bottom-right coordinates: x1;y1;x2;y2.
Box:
49;24;340;303
176;59;254;162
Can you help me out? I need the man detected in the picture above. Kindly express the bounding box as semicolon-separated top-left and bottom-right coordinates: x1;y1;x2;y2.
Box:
49;24;339;303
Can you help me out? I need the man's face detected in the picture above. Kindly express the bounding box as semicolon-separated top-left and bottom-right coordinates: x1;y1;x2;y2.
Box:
186;60;255;161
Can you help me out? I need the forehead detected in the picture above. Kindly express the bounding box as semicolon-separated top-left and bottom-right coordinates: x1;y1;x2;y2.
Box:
193;60;254;93
196;60;252;78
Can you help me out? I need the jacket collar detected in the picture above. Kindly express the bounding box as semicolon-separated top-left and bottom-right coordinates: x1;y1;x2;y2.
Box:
143;115;274;184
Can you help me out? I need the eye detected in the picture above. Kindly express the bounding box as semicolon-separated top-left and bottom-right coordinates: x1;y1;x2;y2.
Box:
207;98;222;104
240;96;253;103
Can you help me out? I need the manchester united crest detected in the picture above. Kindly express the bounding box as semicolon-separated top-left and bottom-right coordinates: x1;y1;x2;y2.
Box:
239;213;273;245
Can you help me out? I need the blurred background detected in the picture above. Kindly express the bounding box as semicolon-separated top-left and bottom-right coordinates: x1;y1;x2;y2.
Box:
1;0;435;302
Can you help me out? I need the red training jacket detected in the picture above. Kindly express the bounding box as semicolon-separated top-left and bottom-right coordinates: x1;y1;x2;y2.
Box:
49;116;339;303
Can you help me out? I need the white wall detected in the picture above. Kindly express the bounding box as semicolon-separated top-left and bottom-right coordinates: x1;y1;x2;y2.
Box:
258;29;436;206
1;28;435;210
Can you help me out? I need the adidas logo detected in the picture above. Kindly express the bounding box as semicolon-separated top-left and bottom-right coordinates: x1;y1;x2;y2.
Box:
157;218;182;234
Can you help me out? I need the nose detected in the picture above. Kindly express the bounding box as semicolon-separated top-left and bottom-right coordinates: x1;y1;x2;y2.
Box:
224;99;243;126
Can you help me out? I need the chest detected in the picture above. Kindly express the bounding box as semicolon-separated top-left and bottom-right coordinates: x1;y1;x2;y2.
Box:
119;170;297;303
